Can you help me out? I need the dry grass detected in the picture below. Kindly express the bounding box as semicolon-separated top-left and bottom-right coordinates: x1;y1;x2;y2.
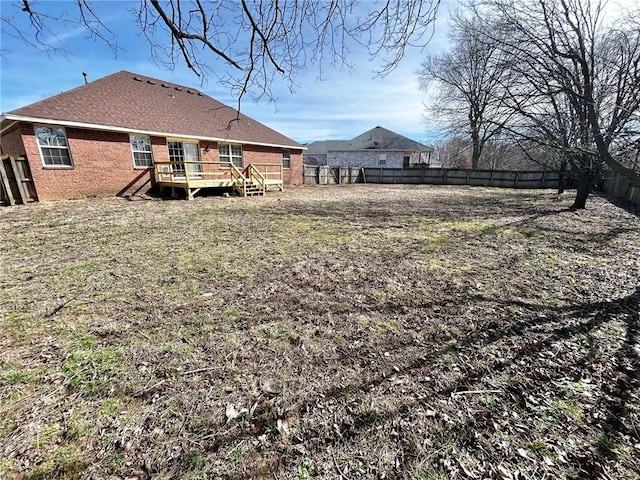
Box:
1;184;639;479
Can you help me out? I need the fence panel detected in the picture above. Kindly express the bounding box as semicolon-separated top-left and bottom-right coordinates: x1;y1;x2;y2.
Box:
599;176;640;206
303;164;639;206
304;165;364;185
1;155;37;205
303;165;563;190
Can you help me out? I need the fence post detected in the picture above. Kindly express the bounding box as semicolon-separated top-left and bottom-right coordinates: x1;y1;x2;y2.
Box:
514;172;519;189
443;169;448;185
627;183;635;202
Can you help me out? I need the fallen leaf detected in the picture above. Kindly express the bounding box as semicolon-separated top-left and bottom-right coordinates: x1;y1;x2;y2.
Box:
225;403;248;423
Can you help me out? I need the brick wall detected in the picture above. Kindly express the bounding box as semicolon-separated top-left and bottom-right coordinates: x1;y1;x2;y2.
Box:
328;150;407;168
198;142;302;185
7;123;302;201
302;153;327;166
0;125;27;155
243;144;303;185
18;124;155;201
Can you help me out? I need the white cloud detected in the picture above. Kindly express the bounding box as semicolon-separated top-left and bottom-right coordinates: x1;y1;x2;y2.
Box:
1;0;451;144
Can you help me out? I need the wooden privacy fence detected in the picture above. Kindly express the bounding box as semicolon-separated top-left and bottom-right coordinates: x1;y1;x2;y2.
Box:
303;165;364;185
304;164;560;189
0;155;37;205
599;175;640;206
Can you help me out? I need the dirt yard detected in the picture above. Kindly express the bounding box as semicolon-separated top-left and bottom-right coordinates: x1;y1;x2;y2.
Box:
1;184;639;479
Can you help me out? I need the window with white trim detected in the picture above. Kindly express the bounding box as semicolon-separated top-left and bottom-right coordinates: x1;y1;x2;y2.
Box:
378;153;387;166
282;149;291;169
130;135;154;168
35;126;72;166
218;143;243;168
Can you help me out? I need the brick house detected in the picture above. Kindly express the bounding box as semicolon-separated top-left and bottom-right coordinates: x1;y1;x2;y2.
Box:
0;71;304;201
303;126;437;168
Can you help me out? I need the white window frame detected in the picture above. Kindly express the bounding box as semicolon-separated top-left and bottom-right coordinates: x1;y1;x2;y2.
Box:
282;149;291;169
218;143;243;168
34;125;73;167
378;153;387;166
130;135;154;168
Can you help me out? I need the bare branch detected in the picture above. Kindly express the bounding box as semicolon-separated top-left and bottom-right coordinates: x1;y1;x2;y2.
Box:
3;0;441;104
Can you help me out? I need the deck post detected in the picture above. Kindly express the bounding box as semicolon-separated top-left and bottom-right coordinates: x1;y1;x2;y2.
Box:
183;161;193;199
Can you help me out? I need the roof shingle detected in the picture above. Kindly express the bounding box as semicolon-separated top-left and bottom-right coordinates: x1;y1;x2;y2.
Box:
304;126;432;153
4;70;302;149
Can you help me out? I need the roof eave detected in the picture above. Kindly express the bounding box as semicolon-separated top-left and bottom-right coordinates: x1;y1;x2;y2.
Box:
326;148;434;153
2;114;306;150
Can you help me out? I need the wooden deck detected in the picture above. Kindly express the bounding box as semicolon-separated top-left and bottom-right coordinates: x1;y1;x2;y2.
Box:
155;161;284;199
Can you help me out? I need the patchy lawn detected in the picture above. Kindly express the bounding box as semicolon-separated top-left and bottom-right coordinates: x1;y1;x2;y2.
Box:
1;185;639;480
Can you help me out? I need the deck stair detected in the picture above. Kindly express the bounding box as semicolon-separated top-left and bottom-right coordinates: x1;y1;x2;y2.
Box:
231;164;266;197
234;179;265;196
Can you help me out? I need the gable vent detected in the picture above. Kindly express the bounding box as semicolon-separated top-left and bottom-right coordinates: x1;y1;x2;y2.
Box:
147;80;156;85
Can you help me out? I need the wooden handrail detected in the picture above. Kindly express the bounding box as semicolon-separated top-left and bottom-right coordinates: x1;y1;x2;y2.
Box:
229;163;247;196
246;164;266;194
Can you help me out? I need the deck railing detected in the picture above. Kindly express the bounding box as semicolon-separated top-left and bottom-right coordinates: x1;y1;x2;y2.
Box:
249;163;284;190
155;161;239;184
154;160;283;197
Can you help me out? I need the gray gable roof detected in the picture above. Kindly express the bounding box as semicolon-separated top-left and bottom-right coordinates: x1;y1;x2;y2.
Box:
303;140;351;155
304;126;433;153
349;126;432;151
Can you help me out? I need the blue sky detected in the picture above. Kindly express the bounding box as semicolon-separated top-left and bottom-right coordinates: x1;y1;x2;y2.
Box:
0;1;454;144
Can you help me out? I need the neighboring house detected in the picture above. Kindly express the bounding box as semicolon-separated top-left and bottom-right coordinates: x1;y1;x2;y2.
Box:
303;126;437;168
0;70;304;201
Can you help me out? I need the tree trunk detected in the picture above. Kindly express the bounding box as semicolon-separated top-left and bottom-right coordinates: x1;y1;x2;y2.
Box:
470;132;481;170
557;159;568;194
557;172;565;194
571;178;591;209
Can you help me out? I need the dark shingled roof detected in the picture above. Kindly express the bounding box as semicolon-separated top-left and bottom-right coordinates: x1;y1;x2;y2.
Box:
3;70;302;149
303;140;351;154
304;126;433;153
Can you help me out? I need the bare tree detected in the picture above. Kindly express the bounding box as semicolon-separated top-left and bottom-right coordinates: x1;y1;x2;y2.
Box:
419;10;512;169
431;136;472;168
474;0;640;209
2;0;441;105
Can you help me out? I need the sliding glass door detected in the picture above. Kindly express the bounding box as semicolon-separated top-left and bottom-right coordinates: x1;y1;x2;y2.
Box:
168;140;202;178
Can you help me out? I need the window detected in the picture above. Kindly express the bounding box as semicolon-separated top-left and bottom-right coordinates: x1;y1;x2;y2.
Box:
403;156;410;168
35;126;72;166
219;143;243;168
282;149;291;169
130;135;153;168
378;153;387;166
